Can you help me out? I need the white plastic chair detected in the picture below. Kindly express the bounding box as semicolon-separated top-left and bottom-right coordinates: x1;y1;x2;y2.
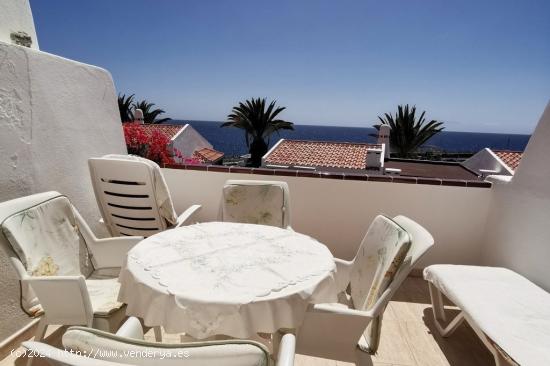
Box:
22;316;296;366
88;155;201;237
220;180;291;229
0;191;143;340
296;215;434;365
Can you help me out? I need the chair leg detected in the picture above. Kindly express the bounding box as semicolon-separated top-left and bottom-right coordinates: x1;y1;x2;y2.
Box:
34;318;48;341
153;326;162;342
428;283;464;337
428;282;446;322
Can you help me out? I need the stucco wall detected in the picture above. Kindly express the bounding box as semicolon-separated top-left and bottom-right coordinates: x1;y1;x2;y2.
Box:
0;42;126;342
482;102;550;290
170;124;213;159
163;168;492;267
462;148;512;176
0;0;38;49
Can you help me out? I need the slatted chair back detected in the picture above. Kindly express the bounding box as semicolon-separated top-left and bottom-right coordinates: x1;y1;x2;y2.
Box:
88;157;169;237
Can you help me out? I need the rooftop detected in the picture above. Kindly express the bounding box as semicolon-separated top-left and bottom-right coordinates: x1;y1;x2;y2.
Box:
192;147;224;163
126;123;183;140
262;139;482;180
493;150;523;172
264;139;383;170
386;159;481;180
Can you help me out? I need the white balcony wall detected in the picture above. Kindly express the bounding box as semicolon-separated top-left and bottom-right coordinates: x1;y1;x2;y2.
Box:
482;101;550;291
0;0;38;49
0;42;125;342
164;169;492;267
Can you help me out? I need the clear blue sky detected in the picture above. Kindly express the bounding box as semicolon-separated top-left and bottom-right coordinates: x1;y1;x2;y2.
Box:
30;0;549;134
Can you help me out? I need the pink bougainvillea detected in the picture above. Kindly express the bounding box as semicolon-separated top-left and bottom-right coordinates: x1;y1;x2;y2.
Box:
123;123;148;155
122;123;202;166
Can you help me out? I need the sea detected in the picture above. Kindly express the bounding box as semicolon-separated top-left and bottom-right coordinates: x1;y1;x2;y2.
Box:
168;120;530;157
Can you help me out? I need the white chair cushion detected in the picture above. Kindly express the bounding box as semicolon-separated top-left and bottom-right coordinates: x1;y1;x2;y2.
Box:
222;182;286;228
1;195;91;277
86;277;124;316
350;215;411;312
349;215;411;352
63;327;270;366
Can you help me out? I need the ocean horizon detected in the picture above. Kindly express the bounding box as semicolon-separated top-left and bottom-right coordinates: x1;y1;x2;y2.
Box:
167;120;531;157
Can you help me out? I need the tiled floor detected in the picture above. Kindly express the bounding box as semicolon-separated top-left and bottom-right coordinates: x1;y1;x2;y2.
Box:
1;277;493;366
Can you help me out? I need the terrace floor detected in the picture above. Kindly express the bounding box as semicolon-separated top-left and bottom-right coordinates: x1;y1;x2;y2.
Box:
1;277;493;366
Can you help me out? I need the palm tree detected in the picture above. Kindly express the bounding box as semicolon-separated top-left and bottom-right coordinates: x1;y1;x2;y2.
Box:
374;104;444;158
133;100;171;124
222;98;294;167
118;93;135;122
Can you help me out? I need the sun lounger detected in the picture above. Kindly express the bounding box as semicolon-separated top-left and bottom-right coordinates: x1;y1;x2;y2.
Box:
424;265;550;366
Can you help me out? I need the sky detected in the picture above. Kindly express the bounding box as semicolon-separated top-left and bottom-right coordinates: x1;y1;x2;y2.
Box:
30;0;549;134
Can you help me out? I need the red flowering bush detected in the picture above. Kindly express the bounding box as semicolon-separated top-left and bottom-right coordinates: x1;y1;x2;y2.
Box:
146;130;175;165
123;123;148;155
123;124;175;165
122;124;203;166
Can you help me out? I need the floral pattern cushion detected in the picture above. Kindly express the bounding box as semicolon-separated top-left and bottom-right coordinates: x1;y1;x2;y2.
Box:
349;215;411;353
1;196;91;277
222;184;286;228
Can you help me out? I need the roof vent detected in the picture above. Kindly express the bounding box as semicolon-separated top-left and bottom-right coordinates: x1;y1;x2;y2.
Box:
377;125;391;158
366;146;384;170
134;109;144;124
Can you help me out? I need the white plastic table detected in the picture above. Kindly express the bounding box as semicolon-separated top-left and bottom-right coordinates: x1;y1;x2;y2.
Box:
118;222;338;339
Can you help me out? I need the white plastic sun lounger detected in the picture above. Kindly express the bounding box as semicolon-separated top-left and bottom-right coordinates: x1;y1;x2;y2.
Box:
424;265;550;366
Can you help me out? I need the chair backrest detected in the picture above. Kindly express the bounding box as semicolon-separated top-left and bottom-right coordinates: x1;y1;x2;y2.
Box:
88;155;178;237
349;215;434;353
349;215;411;312
61;326;271;366
0;191;93;315
0;192;91;278
221;180;291;228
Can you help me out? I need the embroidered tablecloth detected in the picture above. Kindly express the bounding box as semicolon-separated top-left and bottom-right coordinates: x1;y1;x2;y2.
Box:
118;222;337;338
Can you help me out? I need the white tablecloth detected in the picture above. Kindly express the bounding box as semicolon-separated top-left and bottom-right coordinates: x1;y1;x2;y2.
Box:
118;222;338;338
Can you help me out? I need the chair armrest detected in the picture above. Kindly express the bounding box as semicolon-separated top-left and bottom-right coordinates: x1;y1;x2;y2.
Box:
309;303;374;318
115;316;144;340
25;275;94;326
368;287;393;318
297;303;373;359
87;236;143;269
74;208;141;268
334;257;354;293
175;204;202;228
276;333;296;366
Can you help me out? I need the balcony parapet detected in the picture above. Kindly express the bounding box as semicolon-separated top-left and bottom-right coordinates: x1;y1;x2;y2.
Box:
164;164;492;188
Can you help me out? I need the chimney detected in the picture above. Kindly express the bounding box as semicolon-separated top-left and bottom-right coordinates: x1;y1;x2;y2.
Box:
377;125;390;158
134;109;144;124
366;145;384;171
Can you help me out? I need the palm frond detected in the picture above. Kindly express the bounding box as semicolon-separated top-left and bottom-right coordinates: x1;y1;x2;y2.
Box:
222;98;294;166
374;104;444;158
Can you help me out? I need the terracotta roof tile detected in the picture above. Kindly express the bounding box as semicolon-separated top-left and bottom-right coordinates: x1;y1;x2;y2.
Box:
193;147;224;163
124;123;183;140
264;140;382;170
493;150;523;171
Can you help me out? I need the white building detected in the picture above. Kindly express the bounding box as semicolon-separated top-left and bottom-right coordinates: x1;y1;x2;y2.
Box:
128;123;224;164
